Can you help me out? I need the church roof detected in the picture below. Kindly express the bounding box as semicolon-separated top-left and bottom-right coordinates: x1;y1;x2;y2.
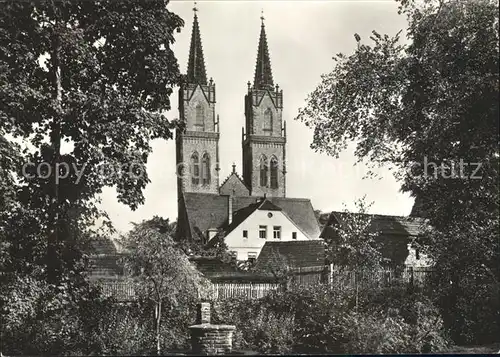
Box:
219;166;250;196
253;15;274;90
182;193;321;242
186;7;207;85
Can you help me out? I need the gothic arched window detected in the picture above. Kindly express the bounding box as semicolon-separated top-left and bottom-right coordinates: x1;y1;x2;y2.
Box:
260;155;268;187
195;104;204;131
191;152;200;185
201;152;211;185
270;156;279;189
263;108;273;134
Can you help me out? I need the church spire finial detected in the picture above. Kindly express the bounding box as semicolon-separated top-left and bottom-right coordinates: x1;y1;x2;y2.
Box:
253;11;274;90
187;1;207;85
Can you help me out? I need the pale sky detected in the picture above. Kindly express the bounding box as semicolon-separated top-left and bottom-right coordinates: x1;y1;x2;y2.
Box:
99;0;415;235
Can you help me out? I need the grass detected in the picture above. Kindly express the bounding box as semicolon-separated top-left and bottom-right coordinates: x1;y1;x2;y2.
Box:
441;343;500;354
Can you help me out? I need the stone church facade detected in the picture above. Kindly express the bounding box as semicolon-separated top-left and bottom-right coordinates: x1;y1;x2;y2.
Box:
176;9;321;261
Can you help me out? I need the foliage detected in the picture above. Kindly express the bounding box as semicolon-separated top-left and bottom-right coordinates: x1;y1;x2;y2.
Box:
212;283;449;354
327;197;384;270
297;0;499;344
120;217;208;355
1;270;114;355
426;222;500;344
0;0;183;281
91;298;198;355
1;1;185;353
177;229;238;268
211;297;295;354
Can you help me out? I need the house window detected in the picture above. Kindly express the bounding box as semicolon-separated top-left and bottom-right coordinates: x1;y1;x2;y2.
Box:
260;155;268;187
248;252;257;265
273;226;281;239
195;104;204;131
191;152;199;185
415;249;420;260
243;230;248;238
270;156;278;189
292;232;297;240
201;153;211;185
259;225;267;239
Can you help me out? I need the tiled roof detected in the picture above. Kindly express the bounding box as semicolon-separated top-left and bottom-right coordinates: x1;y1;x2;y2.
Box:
183;193;321;242
258;199;282;211
322;212;428;238
183;193;229;240
88;254;124;278
89;237;117;255
189;255;239;276
256;240;325;269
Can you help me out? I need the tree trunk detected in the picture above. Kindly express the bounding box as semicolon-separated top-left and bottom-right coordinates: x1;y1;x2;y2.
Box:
48;15;63;284
355;273;359;311
156;300;162;355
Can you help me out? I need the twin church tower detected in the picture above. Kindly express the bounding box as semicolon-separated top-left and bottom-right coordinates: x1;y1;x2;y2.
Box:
176;7;287;201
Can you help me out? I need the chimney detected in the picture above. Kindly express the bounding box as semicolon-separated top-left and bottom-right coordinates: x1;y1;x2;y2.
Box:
228;195;233;225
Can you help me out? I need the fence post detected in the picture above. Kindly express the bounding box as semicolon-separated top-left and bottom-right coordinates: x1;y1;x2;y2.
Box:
409;266;414;290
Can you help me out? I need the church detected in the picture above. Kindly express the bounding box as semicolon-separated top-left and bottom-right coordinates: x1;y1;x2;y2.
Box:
175;8;322;262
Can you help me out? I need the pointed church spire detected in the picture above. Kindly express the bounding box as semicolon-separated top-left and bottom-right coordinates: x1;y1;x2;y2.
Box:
253;10;274;90
187;2;208;85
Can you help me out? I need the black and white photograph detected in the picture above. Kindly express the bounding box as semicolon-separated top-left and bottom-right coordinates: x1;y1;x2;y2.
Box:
0;0;498;355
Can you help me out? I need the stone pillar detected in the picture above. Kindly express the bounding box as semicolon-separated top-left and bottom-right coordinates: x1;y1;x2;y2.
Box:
190;302;236;355
189;325;236;355
197;302;211;324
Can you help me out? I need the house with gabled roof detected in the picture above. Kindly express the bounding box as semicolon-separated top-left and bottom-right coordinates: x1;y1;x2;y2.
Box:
319;211;432;268
174;9;322;263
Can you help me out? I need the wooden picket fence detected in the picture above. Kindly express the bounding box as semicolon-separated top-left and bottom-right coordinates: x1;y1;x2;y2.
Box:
329;266;433;290
93;266;433;302
209;282;283;300
94;279;137;301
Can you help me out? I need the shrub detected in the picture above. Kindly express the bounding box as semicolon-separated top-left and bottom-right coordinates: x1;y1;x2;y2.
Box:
211;283;450;354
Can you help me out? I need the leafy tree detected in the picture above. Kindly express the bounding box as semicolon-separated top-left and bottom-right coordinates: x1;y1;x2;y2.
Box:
1;1;184;353
326;197;383;308
327;197;383;271
297;0;499;343
0;0;183;282
121;218;208;355
177;230;238;268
